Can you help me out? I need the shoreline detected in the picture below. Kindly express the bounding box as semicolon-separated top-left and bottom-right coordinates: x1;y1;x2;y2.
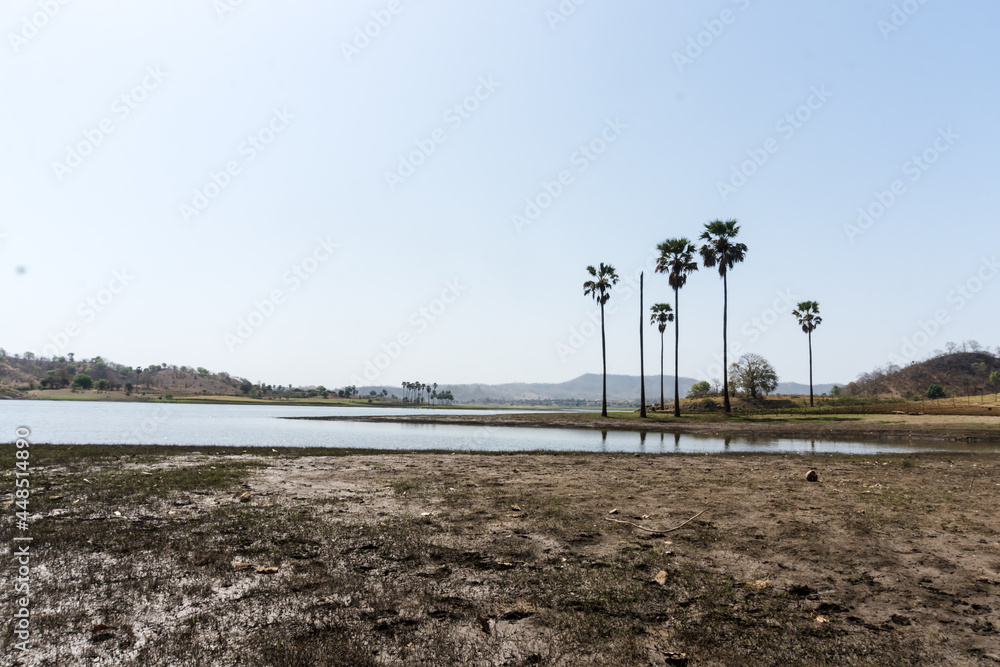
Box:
287;411;1000;443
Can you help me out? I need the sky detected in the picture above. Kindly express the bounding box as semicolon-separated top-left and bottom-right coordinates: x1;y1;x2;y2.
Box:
2;0;998;390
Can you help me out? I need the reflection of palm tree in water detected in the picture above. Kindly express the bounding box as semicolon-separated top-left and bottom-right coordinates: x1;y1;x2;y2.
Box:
600;430;608;453
674;432;681;452
639;431;646;453
724;436;732;451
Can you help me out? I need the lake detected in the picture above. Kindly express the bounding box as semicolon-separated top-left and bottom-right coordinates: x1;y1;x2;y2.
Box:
1;400;994;455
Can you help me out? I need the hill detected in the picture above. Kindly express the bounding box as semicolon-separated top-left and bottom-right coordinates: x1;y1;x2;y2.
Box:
0;349;840;405
848;351;999;399
0;353;249;398
360;374;841;404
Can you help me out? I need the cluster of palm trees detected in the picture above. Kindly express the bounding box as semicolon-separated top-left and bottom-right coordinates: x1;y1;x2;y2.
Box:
585;219;823;417
401;381;444;404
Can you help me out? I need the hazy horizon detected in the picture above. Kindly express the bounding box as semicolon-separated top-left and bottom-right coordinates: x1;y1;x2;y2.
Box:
3;2;998;389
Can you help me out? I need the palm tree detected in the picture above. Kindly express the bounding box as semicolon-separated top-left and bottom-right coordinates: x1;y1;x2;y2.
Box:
655;238;699;417
699;220;748;415
583;263;620;417
649;303;674;411
792;301;822;407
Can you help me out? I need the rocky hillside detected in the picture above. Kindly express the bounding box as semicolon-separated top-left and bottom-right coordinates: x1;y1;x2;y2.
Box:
847;352;999;399
0;353;245;396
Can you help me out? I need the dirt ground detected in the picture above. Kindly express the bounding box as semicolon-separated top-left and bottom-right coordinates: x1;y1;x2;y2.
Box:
3;447;1000;665
292;411;1000;443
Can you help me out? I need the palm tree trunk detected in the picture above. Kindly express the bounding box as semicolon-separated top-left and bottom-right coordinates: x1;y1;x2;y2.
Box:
601;300;608;418
640;273;646;418
808;330;814;407
660;330;664;411
673;287;680;418
722;273;731;414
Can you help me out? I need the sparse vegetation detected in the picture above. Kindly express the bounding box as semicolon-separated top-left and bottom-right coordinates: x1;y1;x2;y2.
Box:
4;446;994;665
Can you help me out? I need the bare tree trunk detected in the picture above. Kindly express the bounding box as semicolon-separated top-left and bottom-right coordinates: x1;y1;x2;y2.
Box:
808;330;814;407
722;273;731;414
601;300;608;418
640;272;646;418
674;287;680;418
660;330;665;411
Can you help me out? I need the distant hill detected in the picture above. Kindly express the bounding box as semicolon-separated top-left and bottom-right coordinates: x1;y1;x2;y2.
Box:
848;351;999;399
360;374;841;403
0;353;248;397
0;348;843;404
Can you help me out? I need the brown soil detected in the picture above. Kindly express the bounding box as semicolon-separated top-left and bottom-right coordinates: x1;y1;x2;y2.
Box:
5;447;1000;665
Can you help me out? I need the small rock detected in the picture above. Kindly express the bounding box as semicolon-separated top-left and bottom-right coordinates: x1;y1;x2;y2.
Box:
654;570;668;585
90;624;118;633
239;492;251;503
806;470;819;482
256;566;279;574
232;562;252;571
608;508;619;515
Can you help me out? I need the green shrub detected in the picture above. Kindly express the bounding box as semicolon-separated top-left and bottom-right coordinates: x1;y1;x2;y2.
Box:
926;383;945;399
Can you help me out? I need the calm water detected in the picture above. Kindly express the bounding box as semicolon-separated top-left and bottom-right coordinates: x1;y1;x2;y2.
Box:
0;400;995;455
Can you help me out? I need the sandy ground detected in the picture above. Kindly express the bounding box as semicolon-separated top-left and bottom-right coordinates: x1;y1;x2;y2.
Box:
5;447;1000;665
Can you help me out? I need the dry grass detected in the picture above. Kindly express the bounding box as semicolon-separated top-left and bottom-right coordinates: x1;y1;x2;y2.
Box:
3;446;999;665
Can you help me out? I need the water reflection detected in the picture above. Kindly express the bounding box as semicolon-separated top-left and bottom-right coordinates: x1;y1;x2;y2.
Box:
1;400;997;455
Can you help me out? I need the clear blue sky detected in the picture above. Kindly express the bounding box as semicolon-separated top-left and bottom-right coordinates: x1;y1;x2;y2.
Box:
2;1;998;389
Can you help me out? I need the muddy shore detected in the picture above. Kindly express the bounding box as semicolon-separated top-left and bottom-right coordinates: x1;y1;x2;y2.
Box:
289;411;1000;443
4;445;1000;665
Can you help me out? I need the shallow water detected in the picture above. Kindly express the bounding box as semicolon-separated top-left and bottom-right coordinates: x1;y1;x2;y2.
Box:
1;400;996;455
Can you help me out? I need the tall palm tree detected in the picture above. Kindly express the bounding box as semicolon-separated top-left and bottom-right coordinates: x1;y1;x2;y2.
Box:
792;301;822;407
655;238;699;417
650;303;674;411
583;263;620;418
699;220;748;415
